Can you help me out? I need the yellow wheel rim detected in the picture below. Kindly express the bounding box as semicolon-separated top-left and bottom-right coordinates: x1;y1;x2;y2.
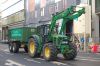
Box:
45;47;50;58
29;41;35;54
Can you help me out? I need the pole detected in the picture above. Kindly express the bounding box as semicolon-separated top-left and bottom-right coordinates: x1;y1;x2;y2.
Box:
84;5;86;52
84;32;86;52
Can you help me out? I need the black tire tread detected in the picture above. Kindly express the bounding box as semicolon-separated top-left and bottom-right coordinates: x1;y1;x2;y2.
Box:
43;43;57;61
12;42;19;53
28;37;41;58
63;43;77;60
8;42;13;53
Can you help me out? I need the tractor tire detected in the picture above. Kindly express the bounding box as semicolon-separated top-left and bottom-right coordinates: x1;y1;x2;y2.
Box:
43;43;57;61
63;43;77;60
8;42;13;53
24;45;28;53
28;38;40;58
12;42;19;53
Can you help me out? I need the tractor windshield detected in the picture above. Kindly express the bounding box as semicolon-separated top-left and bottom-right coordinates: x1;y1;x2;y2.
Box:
53;25;58;34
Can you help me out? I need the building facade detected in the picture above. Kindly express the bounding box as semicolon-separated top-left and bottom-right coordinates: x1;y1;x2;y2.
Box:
0;0;24;42
25;0;79;27
79;0;100;43
91;0;100;43
0;0;81;42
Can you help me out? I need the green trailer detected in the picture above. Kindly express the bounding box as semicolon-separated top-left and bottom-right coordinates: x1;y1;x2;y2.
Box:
8;27;35;53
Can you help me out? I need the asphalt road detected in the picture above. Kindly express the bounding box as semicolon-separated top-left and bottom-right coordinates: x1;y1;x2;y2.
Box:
0;43;100;66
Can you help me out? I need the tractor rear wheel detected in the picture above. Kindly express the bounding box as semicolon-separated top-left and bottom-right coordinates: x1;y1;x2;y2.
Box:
63;43;77;60
43;43;57;61
28;38;40;57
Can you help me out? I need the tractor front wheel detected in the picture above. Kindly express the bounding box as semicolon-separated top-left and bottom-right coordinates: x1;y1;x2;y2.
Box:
43;43;57;61
63;43;77;60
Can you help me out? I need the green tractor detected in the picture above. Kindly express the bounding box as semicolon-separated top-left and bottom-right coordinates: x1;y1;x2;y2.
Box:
28;6;85;61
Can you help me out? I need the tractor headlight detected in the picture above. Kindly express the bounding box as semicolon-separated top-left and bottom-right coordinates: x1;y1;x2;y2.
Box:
62;41;68;44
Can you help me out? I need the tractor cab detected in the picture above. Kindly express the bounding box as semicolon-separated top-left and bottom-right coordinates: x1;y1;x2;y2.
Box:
37;24;49;36
37;24;49;44
37;24;59;44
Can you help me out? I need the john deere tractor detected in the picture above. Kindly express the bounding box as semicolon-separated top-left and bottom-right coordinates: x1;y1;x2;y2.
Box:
28;6;85;61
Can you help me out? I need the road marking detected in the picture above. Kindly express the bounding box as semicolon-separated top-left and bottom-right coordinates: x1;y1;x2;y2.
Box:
24;58;41;63
5;59;25;66
76;58;100;62
0;49;9;52
4;52;14;55
36;58;45;60
3;49;9;52
1;50;14;55
77;56;100;60
35;58;69;66
0;48;14;55
51;61;67;66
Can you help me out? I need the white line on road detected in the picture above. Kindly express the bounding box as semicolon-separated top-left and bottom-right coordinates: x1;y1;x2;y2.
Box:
24;58;41;64
77;56;100;60
51;61;68;66
0;48;14;55
3;49;9;52
4;52;14;55
76;57;100;62
0;49;9;52
0;49;13;56
35;58;69;66
5;59;25;66
36;58;45;60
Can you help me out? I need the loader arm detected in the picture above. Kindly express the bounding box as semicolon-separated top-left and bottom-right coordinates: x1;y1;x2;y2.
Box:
59;7;85;34
48;6;85;41
49;6;75;35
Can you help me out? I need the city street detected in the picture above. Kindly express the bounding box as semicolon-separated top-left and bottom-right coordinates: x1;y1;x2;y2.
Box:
0;43;100;66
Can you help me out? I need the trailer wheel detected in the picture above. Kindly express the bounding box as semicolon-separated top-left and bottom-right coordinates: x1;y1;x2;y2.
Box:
43;43;57;61
28;38;40;57
8;42;13;53
24;45;28;53
63;43;77;60
12;42;19;53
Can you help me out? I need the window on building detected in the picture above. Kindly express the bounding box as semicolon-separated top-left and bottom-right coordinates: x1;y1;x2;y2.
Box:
89;0;92;5
35;10;37;18
55;3;59;12
55;0;61;3
41;8;44;16
95;0;100;13
76;0;81;5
